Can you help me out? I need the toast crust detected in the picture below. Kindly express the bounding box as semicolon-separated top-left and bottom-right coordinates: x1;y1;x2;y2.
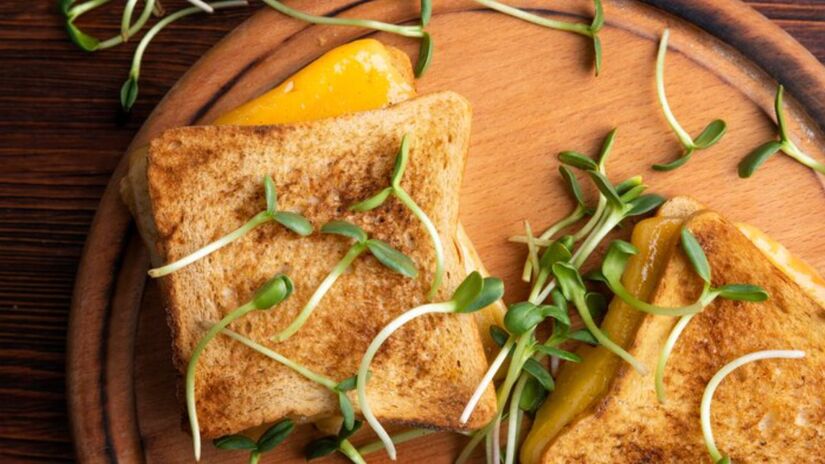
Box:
543;211;825;463
146;92;497;437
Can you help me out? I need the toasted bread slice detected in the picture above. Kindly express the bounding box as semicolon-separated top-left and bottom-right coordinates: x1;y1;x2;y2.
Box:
541;211;825;463
143;92;496;438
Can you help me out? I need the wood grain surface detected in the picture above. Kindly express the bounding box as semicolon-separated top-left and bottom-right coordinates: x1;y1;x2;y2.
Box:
1;1;824;463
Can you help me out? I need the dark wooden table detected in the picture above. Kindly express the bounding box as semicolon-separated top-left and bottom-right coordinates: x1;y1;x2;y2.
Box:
0;1;823;462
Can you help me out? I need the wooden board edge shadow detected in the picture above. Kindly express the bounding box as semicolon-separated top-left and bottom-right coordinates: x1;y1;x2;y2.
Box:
66;0;825;462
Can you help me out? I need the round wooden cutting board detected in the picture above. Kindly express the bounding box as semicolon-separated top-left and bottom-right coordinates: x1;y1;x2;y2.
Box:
67;0;825;462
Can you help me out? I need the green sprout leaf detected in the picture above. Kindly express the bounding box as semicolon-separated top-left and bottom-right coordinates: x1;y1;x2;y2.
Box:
518;376;547;413
336;375;358;392
523;358;554;391
489;325;509;347
252;274;293;309
256;419;294;453
615;175;642;196
305;437;339;459
264;176;277;213
652;150;693;171
464;277;504;313
738;141;782;178
391;134;410;186
451;271;484;312
602;240;638;282
321;220;368;243
534;345;582;363
338;419;363;441
273;211;313;236
585;292;608;320
681;228;711;283
559;165;586;207
559;151;598;171
504;302;541;336
587;171;622;208
539;304;570;326
592;35;602;76
365;239;417;277
65;21;100;51
716;284;769;302
415;32;434;78
693;120;727;149
349;187;392;212
590;0;604;31
213;434;258;450
120;74;139;111
338;392;356;432
568;328;598;345
626;194;666;217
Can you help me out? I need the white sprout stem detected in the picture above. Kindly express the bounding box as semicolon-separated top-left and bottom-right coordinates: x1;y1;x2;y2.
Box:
505;374;529;464
273;243;366;341
656;28;694;148
490;416;501;464
572;197;605;241
98;0;157;49
782;140;825;174
338;439;368;464
700;350;805;462
460;336;516;424
220;328;338;390
187;0;215;13
509;236;555;247
186;302;256;461
68;0;113;18
149;210;270;277
485;336;532;463
473;0;592;36
357;429;436;455
394;187;444;300
357;302;455;460
121;0;140;39
260;0;423;37
574;294;648;375
128;0;248;77
522;220;540;282
655;313;695;404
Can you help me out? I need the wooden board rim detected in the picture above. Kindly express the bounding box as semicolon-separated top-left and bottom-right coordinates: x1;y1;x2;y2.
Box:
66;1;825;462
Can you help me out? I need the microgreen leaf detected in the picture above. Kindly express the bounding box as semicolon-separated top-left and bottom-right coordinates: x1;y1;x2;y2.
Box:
693;120;727;149
592;35;602;76
551;288;568;312
538;239;572;274
264;176;277;213
321;220;367;243
490;325;509;347
60;0;76;16
585;292;608;320
652;149;693;172
602;240;638;282
252;274;293;309
120;74;139;111
568;328;598;345
618;183;647;203
415;32;434;78
451;271;483;312
365;239;417;277
213;434;258;451
518;376;547;413
587;171;622;208
539;304;570;326
523;358;554;391
305;437;339;459
338;420;363;440
559;165;586;207
738;141;782;178
584;269;608;284
590;0;604;32
273;211;313;236
338;392;355;432
420;0;432;26
553;262;585;301
350;187;393;212
391;134;411;187
626;194;666;217
615;176;642;196
716;284;769;302
559;151;598;171
534;345;582;363
504;302;541;335
256;419;294;452
681;228;711;283
464;277;505;313
336;375;358;392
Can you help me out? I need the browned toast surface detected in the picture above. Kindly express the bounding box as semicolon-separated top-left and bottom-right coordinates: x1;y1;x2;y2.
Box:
544;211;825;463
146;92;497;437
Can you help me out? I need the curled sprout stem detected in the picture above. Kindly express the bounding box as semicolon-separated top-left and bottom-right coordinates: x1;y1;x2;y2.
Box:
700;350;805;462
356;429;435;455
773;85;825;174
149;210;270;277
656;29;693;148
357;302;456;460
260;0;424;37
187;0;215;13
273;243;367;341
608;276;713;317
186;301;256;461
459;336;515;424
655;312;696;404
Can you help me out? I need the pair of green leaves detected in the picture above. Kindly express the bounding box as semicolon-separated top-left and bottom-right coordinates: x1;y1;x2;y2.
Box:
261;0;434;78
321;221;417;278
214;419;294;462
333;374;370;432
450;272;505;314
305;420;364;461
739;84;825;177
653;28;727;171
148;175;312;278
